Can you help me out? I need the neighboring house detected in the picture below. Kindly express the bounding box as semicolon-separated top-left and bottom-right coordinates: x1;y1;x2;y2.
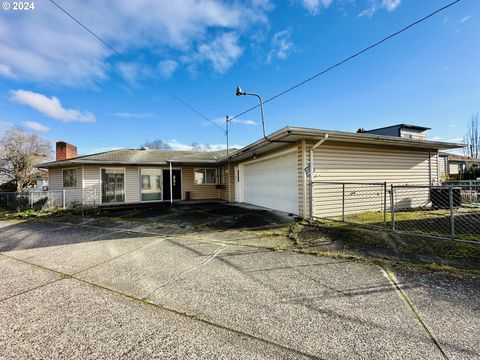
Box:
439;152;480;180
38;125;461;218
358;124;430;140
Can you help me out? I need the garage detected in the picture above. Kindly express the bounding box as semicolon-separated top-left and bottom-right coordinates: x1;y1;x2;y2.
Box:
241;149;298;214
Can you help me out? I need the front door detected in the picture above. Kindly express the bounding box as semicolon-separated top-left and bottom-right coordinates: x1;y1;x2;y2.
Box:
163;169;182;200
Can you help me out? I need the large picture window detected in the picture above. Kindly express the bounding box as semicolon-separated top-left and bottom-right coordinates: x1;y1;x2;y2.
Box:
101;168;125;203
194;168;217;185
140;169;162;201
62;169;77;188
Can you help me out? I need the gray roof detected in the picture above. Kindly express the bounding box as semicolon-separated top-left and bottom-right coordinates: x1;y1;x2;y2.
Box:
38;148;229;168
38;125;463;168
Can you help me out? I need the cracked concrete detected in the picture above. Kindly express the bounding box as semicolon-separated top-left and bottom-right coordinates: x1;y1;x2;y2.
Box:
1;214;479;359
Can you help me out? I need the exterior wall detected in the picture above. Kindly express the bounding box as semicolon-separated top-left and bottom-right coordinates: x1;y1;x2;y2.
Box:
299;140;440;218
219;163;236;202
48;167;83;205
49;165;222;206
182;166;220;200
449;162;460;175
400;129;428;140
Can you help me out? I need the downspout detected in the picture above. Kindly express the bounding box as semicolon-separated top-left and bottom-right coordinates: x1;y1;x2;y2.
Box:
169;161;173;204
309;134;329;220
428;149;432;185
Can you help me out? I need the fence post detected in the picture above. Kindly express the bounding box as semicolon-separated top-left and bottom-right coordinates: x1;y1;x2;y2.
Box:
449;186;455;239
383;182;387;229
63;189;66;210
390;184;395;231
342;183;345;222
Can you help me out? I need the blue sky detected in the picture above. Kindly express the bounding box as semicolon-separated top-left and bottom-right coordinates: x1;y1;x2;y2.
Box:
0;0;478;154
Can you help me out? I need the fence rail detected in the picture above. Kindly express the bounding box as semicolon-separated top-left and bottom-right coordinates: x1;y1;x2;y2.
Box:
311;182;480;244
0;189;97;211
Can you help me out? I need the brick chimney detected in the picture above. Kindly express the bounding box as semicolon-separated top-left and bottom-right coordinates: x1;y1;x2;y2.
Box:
56;141;78;161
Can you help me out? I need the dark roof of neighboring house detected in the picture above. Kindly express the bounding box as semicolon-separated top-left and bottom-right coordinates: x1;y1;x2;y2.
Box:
439;152;480;164
365;123;431;132
37;148;230;168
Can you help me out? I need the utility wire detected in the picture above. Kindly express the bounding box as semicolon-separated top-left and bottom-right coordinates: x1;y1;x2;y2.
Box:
170;94;226;133
48;0;225;134
48;0;121;56
229;0;461;121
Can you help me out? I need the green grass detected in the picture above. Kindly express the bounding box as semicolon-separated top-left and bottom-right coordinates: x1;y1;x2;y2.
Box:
326;208;480;242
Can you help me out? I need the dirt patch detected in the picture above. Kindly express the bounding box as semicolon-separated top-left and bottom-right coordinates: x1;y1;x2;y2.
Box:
287;220;480;273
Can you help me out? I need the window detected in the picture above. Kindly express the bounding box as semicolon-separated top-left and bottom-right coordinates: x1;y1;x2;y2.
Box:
62;169;77;188
194;168;217;185
141;175;151;190
140;169;162;201
101;168;125;203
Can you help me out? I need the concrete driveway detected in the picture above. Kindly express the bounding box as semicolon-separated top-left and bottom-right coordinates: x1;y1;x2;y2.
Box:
0;205;479;359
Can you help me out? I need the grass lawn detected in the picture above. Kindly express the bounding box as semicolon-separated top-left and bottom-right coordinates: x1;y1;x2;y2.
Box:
326;207;480;242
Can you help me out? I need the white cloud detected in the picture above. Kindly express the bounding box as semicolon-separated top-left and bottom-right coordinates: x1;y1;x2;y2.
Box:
23;121;50;133
193;32;244;73
297;0;333;15
10;90;95;122
0;1;271;85
0;120;14;134
238;119;257;126
167;139;242;151
359;0;401;17
158;60;178;79
382;0;401;12
204;117;257;127
0;64;16;79
112;112;154;119
460;15;471;23
267;28;294;62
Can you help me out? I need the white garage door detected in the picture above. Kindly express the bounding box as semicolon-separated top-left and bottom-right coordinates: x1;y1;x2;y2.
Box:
243;150;298;214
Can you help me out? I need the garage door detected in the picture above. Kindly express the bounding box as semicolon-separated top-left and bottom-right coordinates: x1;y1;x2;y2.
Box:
243;150;298;214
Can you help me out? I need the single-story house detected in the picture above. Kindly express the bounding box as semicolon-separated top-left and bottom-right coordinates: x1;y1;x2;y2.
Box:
38;126;462;218
439;152;480;180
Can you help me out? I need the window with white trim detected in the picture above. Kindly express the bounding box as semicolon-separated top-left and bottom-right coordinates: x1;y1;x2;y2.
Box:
62;169;77;188
194;168;217;185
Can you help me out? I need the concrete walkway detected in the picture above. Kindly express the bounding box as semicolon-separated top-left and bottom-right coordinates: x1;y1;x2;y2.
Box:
0;219;478;359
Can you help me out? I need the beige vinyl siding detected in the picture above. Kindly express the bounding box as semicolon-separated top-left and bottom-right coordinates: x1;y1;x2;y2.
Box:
182;166;220;200
125;167;140;203
83;166;101;205
439;156;448;180
219;163;236;202
298;140;307;218
48;167;83;205
302;140;439;218
400;129;428;140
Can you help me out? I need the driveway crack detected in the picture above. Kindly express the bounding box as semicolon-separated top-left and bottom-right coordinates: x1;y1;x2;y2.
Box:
72;237;168;276
381;265;449;359
142;244;229;300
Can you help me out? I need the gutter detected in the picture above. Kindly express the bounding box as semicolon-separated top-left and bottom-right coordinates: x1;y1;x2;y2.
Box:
309;134;329;220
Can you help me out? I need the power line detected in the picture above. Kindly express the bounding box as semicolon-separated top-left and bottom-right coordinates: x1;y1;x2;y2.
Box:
48;0;225;134
229;0;461;121
48;0;121;56
170;93;225;133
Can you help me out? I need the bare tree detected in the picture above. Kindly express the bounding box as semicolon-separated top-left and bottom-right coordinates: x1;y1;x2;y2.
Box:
191;142;205;152
142;139;171;150
0;128;52;191
464;114;480;159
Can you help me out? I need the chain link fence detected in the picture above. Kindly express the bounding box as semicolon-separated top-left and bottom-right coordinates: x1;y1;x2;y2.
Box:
0;188;97;211
311;182;480;244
